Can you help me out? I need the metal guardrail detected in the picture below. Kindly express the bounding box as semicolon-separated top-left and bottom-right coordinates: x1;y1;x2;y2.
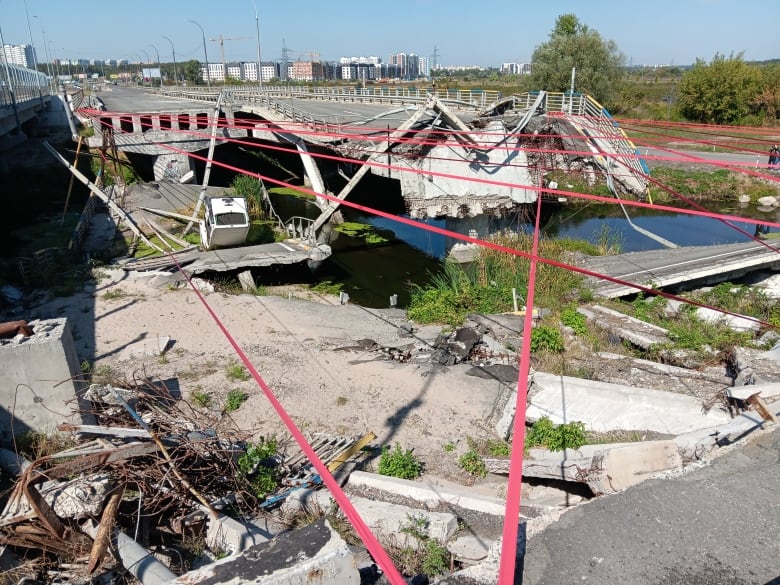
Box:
0;63;51;107
157;85;500;109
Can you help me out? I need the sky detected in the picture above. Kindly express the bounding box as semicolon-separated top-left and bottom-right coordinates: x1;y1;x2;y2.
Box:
0;0;776;68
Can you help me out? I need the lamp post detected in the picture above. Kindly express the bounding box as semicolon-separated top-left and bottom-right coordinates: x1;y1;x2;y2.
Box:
186;19;210;87
135;53;145;86
149;43;161;89
33;16;52;83
162;35;178;87
250;0;262;87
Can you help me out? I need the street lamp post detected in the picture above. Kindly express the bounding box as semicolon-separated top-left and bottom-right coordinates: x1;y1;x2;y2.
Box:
33;16;52;84
186;19;210;87
162;35;178;87
250;0;262;87
149;43;162;89
136;53;145;86
140;49;150;86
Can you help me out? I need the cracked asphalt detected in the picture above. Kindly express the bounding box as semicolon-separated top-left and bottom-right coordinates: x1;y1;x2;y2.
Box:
521;427;780;585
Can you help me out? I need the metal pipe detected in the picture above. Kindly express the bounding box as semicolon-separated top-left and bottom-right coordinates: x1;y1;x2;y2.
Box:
81;520;176;585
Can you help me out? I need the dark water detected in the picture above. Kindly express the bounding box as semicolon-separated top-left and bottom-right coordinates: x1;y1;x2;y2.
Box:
269;190;778;308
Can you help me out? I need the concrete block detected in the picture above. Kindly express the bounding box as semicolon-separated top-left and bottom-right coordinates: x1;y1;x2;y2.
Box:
447;533;491;563
205;512;281;554
527;372;731;435
0;317;87;443
578;305;669;349
350;495;458;547
489;440;681;495
347;471;506;517
696;307;760;333
170;519;360;585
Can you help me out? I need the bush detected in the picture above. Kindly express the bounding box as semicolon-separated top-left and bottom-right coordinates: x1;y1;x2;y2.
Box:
530;326;564;353
378;444;422;479
525;416;586;452
238;438;280;500
225;389;248;412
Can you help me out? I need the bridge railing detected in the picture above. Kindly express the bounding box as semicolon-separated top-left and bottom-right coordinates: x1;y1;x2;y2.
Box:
0;63;50;108
156;85;501;109
524;91;650;184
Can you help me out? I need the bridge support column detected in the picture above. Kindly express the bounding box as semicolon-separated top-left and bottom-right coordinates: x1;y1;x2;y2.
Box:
152;152;195;183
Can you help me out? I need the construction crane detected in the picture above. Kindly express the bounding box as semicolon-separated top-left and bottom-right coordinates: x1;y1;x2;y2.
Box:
209;34;250;81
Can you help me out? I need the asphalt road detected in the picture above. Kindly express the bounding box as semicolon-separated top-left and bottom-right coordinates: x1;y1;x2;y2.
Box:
521;427;780;585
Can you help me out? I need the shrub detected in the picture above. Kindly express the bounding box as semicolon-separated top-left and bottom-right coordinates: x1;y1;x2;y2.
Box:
378;444;422;479
530;326;564;353
458;449;487;478
225;389;248;412
525;416;586;452
561;305;587;335
238;438;279;500
225;361;250;381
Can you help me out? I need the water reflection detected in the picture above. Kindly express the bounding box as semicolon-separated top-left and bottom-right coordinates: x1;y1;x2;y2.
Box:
269;192;780;307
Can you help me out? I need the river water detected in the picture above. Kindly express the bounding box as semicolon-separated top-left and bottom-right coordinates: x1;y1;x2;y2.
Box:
270;188;780;309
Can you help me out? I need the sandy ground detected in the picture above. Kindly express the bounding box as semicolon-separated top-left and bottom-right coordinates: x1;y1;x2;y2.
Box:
27;267;515;485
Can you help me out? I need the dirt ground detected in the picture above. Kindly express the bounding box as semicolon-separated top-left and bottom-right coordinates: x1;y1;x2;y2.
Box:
25;268;516;487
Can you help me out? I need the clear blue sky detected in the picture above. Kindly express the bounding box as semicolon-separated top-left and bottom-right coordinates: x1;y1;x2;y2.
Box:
0;0;776;67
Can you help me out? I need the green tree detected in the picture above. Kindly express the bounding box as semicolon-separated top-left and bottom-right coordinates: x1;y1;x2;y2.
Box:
677;53;763;124
752;64;780;122
183;60;202;85
529;14;625;105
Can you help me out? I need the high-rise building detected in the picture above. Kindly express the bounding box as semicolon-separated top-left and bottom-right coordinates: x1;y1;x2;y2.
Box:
1;44;36;68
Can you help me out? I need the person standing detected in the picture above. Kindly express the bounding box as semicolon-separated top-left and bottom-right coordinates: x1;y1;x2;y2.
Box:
769;144;779;168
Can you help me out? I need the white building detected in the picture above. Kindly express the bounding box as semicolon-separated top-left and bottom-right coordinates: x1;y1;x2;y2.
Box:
1;44;36;68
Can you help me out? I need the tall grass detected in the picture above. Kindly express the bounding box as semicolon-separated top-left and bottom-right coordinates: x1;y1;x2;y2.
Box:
407;233;588;326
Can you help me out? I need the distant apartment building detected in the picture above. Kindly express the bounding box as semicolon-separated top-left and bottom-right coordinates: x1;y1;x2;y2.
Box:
290;60;324;82
1;44;36;68
500;62;532;75
242;61;279;82
390;52;425;80
339;56;381;81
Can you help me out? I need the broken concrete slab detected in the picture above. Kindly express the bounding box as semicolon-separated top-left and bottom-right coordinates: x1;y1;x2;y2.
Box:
347;471;506;517
349;495;458;547
674;398;780;460
730;346;780;386
205;511;281;554
169;519;360;585
527;372;731;435
447;533;491;564
695;307;760;333
577;305;670;349
485;440;682;495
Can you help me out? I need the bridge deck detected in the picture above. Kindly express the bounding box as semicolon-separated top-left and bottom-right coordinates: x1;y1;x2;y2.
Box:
579;241;780;298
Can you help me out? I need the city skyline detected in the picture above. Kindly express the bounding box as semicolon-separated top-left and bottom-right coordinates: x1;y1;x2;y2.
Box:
0;0;776;70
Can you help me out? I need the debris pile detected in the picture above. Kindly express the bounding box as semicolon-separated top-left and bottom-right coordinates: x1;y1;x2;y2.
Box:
0;374;368;583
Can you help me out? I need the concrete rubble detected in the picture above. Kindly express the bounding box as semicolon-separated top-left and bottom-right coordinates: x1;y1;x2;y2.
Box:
1;298;779;583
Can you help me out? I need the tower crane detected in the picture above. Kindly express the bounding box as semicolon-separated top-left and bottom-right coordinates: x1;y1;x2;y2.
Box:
209;34;250;81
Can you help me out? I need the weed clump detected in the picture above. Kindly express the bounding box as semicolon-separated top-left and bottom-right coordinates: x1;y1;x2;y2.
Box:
378;444;422;480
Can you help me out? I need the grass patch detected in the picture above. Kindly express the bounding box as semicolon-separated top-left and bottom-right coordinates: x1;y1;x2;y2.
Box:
224;389;248;412
310;280;343;296
225;361;250;381
648;167;779;204
190;387;212;408
407;232;586;327
525;417;587;453
268;186;316;200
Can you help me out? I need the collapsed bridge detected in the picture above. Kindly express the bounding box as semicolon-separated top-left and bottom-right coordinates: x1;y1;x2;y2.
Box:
80;86;649;238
